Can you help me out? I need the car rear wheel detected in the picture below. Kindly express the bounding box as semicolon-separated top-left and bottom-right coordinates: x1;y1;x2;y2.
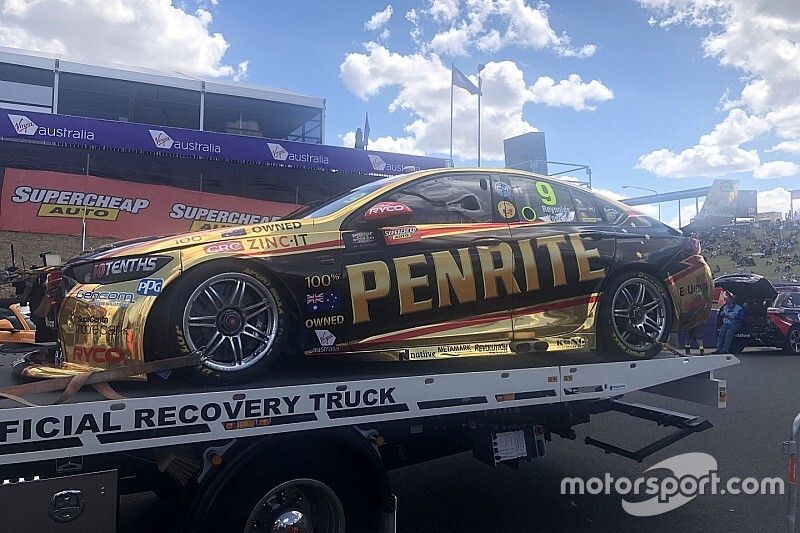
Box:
786;326;800;355
598;271;671;360
148;263;289;381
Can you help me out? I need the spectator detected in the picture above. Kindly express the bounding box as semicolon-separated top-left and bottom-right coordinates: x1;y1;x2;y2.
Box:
715;295;744;353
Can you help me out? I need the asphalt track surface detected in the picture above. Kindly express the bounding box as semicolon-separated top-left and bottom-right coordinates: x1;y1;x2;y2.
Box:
118;349;796;532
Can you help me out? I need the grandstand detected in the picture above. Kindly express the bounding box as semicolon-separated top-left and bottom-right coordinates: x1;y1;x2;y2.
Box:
698;219;800;283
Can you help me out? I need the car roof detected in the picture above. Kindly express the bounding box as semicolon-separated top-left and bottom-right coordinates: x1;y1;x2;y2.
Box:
714;273;778;300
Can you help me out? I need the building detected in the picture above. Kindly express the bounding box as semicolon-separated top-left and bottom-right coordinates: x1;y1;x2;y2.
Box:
0;47;446;256
0;46;324;144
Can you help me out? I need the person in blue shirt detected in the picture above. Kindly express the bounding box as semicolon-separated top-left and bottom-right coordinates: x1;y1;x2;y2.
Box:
715;294;744;354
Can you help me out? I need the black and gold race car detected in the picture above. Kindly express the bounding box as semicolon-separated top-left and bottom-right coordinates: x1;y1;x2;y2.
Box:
19;168;713;381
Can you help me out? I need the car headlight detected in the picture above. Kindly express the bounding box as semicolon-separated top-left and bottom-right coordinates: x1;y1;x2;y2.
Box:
65;255;173;285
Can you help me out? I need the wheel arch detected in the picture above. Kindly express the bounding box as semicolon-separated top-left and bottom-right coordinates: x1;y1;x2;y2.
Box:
143;256;304;360
600;262;675;316
597;262;677;340
182;428;392;531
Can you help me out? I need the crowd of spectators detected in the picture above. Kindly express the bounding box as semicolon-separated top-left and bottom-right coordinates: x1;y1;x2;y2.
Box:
698;219;800;282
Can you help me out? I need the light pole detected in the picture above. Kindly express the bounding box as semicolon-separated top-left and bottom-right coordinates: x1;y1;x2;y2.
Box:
623;185;660;221
477;63;485;167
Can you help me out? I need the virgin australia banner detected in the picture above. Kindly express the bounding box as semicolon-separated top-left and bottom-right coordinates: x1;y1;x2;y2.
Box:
0;109;446;175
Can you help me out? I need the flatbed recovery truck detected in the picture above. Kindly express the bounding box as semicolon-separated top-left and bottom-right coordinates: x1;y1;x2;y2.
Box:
0;351;738;532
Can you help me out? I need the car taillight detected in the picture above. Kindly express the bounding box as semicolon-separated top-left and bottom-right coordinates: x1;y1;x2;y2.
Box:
682;238;701;255
46;269;64;305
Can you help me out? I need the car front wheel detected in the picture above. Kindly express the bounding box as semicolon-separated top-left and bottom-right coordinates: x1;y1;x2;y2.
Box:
148;263;289;381
598;271;672;360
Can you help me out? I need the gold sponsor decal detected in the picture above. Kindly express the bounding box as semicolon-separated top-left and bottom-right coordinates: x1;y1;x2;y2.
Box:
190;220;237;231
347;232;606;324
405;342;511;359
37;203;120;220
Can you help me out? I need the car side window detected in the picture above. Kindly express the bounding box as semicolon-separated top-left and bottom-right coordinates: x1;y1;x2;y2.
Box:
375;174;493;224
506;175;575;223
599;202;625;224
571;191;604;223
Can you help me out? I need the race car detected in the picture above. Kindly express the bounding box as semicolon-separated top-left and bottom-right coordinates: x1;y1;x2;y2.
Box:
714;273;800;354
17;168;713;381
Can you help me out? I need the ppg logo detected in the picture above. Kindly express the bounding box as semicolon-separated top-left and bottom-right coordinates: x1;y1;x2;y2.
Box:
137;278;163;296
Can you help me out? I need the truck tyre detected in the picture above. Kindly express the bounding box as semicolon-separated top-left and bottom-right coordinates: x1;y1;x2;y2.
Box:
206;444;380;533
147;262;289;382
598;271;672;359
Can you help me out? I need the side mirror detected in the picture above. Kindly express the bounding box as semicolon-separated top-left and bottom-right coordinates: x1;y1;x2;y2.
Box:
363;201;413;226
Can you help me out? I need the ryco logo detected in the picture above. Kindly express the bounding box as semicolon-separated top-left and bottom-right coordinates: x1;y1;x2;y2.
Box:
73;346;127;364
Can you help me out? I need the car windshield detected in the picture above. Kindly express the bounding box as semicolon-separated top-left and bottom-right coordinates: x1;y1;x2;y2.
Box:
282;175;406;220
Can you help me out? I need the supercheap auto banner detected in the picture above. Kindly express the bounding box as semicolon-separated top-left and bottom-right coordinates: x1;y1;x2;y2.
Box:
0;168;299;240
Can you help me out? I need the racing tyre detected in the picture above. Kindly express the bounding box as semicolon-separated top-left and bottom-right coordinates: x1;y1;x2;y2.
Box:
786;326;800;355
598;271;672;360
206;444;380;533
147;262;289;381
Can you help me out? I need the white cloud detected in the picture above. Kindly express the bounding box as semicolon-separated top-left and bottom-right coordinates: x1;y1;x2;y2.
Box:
754;160;800;179
757;187;791;215
365;5;394;31
343;131;425;155
666;203;701;230
638;0;800;178
0;0;246;79
340;44;613;159
429;22;472;56
768;141;800;155
428;0;460;23
636;109;767;177
530;74;614;111
594;187;660;219
425;0;596;58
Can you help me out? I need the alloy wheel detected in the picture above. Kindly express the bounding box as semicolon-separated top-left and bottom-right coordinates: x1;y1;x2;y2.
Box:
790;329;800;354
182;272;278;372
611;277;668;352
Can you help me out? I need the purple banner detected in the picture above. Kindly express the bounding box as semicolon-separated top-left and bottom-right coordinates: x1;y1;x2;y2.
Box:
0;108;447;175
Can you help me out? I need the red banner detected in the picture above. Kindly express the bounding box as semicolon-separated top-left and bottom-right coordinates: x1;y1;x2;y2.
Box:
0;168;299;240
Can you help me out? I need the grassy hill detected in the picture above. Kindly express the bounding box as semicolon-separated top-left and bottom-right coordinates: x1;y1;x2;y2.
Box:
701;224;800;283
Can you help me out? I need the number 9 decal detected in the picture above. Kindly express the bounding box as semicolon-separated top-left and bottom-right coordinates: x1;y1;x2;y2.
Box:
536;181;557;205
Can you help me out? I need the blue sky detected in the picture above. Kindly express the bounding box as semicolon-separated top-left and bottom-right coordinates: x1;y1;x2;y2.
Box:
0;0;797;225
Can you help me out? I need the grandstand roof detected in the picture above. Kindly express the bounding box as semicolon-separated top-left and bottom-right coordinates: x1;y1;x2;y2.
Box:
0;46;325;109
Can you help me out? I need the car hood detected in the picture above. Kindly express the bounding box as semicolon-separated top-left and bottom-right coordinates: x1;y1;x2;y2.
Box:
69;218;319;263
714;273;778;301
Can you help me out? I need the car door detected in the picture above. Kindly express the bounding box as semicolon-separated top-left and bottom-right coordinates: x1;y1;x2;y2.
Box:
339;172;516;357
502;174;616;346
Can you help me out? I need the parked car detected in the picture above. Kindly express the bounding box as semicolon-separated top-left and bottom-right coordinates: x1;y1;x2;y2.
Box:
714;273;800;354
16;168;713;382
